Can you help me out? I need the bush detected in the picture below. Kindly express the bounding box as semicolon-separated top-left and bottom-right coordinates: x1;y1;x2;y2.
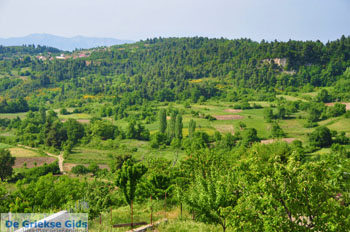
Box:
271;122;285;138
345;111;350;118
71;165;89;175
60;108;69;115
205;114;216;121
88;163;100;175
327;103;346;117
21;162;60;182
308;126;332;148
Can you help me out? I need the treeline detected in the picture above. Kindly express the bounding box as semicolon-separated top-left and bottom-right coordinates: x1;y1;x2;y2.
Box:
0;44;61;59
2;36;350;101
0;97;30;113
11;109;150;152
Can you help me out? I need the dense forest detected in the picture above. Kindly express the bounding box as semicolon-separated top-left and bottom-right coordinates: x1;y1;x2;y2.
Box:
1;36;350;104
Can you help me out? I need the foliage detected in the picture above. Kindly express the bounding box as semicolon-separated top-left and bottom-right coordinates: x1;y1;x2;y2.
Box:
234;142;350;231
308;126;332;148
271;121;286;138
21;162;60;181
10;174;85;213
175;114;183;140
71;165;89;175
186;168;239;232
188;119;196;138
115;159;147;206
0;149;16;181
159;109;167;134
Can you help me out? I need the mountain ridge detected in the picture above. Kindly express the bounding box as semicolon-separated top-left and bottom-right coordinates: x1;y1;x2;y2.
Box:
0;33;134;51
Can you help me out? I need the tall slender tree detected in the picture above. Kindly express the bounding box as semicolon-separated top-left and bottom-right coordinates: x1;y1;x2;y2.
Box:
159;109;167;134
168;111;177;140
175;114;183;139
189;119;196;138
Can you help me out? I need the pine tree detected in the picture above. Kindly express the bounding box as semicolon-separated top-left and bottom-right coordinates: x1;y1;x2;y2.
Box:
0;149;16;181
159;109;167;134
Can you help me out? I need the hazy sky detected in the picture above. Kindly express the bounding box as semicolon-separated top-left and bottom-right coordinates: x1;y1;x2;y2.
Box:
0;0;349;42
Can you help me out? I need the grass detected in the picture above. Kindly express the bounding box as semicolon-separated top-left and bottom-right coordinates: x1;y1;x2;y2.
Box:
66;147;114;164
279;118;312;143
276;94;307;102
89;200;167;232
326;118;350;132
157;219;222;232
9;147;41;157
0;142;12;150
68;140;186;165
59;113;92;120
0;112;27;119
89;201;221;232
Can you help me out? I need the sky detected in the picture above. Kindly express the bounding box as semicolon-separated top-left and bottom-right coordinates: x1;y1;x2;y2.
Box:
0;0;349;42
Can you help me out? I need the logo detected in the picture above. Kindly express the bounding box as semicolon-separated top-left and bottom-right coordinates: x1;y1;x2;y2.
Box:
1;212;88;232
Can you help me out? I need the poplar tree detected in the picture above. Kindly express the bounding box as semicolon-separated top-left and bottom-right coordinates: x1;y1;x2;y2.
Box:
175;114;183;139
159;109;167;134
168;111;177;139
189;119;196;138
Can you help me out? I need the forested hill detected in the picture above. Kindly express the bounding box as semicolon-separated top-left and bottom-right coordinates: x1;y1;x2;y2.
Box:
1;36;350;102
0;44;61;59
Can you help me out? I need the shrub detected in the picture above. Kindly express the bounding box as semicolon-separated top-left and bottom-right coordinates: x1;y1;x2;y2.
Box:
60;108;69;115
71;165;89;175
308;126;332;148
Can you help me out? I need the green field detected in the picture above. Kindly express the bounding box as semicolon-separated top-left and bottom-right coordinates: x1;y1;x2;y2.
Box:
67;140;185;165
0;112;28;119
0;142;12;149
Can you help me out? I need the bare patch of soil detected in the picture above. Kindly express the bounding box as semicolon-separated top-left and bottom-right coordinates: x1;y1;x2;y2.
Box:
224;109;243;113
61;119;90;124
214;115;244;120
261;138;297;144
325;102;350;110
14;157;56;168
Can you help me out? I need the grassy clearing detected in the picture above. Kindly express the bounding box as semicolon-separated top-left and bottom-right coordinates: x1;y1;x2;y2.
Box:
0;142;12;150
0;112;27;119
59;113;92;120
276;94;307;102
0;130;16;137
279;118;312;142
9;147;41;157
313;148;332;155
68;141;186;165
67;147;114;164
326;118;350;132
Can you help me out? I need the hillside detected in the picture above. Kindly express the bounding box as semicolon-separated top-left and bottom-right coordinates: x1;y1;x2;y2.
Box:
1;36;350;231
0;36;349;102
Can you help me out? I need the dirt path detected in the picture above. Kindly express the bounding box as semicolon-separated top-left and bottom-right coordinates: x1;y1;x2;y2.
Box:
46;151;64;174
17;145;65;173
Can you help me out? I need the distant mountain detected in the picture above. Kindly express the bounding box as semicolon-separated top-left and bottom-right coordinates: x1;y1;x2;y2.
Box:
0;34;134;51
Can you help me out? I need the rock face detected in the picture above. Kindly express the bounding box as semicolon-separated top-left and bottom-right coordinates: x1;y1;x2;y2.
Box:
262;58;288;67
272;58;287;67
